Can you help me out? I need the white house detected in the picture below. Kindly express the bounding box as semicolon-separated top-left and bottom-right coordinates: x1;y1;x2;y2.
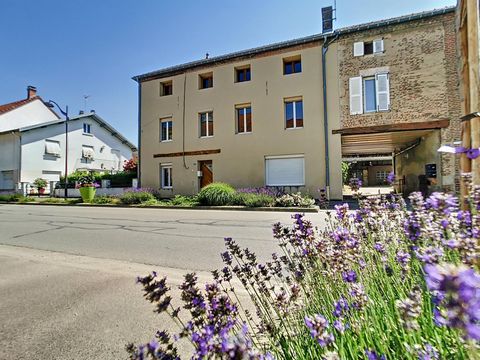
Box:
0;86;136;193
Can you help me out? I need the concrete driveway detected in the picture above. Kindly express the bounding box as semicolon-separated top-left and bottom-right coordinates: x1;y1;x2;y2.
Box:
0;204;326;359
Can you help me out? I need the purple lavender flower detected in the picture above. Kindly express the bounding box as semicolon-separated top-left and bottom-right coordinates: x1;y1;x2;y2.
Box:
342;270;357;283
386;171;395;185
332;297;349;318
365;350;386;360
424;264;480;340
304;314;334;347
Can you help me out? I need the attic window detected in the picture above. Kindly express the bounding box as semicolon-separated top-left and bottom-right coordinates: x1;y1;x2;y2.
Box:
83;123;91;134
160;81;173;96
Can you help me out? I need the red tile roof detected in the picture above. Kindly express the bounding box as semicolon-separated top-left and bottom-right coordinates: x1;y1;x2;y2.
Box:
0;96;60;119
0;96;39;116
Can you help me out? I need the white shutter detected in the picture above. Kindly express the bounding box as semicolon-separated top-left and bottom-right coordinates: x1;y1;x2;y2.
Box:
265;156;304;186
373;39;384;53
349;77;363;115
376;73;390;111
353;42;364;57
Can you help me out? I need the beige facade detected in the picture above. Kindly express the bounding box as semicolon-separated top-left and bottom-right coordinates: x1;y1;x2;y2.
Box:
135;7;460;199
138;43;343;199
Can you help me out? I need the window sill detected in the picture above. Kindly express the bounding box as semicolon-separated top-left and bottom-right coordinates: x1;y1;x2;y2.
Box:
236;132;252;135
161;187;173;190
82;133;93;136
160;139;173;143
285;127;304;130
160;94;173;97
234;80;251;84
200;136;214;139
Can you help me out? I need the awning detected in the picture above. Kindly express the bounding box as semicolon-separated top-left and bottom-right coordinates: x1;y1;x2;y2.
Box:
45;141;61;156
332;119;449;155
82;146;95;159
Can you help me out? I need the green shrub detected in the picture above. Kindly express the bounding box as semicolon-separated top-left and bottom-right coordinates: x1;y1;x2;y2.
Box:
169;195;198;207
233;192;275;207
92;195;118;204
17;196;35;203
197;183;236;206
138;198;159;207
242;193;275;207
40;198;64;204
0;193;22;202
119;191;155;205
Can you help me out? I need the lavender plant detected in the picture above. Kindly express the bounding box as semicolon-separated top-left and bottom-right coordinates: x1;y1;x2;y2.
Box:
129;185;480;359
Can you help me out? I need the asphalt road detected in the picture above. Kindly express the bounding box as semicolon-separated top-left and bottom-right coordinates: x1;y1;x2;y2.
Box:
0;204;326;360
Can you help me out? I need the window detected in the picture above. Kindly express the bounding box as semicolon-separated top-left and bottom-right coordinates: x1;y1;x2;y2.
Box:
0;170;14;190
349;73;390;115
236;105;252;133
284;99;303;129
199;111;214;137
82;145;95;160
160;81;173;96
160;118;173;141
376;171;388;181
265;156;305;186
235;66;251;82
353;39;384;57
83;123;91;134
161;164;172;189
363;77;376;112
45;140;61;157
199;73;213;89
283;56;302;75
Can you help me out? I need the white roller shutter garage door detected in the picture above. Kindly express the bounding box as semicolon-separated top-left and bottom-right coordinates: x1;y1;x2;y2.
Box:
265;156;305;186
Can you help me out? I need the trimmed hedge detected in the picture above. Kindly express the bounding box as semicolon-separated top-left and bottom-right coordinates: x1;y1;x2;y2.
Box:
119;191;155;205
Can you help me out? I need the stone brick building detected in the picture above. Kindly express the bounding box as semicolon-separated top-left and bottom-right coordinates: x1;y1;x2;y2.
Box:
333;7;461;194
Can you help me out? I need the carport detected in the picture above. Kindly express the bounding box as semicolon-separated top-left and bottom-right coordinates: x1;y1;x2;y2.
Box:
333;119;450;195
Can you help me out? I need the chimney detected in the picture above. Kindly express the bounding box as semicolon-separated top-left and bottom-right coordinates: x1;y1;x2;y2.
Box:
79;110;84;115
27;85;37;99
90;109;95;114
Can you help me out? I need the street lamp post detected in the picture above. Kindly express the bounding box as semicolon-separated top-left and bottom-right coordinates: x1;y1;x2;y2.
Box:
45;101;69;198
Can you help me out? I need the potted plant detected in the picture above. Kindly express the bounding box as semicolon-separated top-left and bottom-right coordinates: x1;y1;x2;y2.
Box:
33;178;48;195
76;172;99;203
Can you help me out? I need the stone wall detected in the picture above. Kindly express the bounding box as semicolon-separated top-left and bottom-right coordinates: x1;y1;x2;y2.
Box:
337;11;461;192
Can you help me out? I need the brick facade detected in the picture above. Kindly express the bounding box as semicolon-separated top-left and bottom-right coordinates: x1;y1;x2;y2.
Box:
337;11;461;191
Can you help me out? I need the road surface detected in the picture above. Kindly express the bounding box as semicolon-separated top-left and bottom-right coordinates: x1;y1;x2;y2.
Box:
0;204;326;359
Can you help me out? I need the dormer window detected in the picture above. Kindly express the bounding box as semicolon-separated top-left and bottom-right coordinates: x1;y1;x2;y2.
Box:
353;39;384;57
83;123;91;134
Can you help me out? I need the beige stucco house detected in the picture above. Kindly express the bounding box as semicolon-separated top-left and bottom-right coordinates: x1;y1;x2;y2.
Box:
134;6;460;199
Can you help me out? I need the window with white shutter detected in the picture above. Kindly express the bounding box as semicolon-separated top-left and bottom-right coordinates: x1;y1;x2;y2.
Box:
349;77;363;115
373;39;384;54
375;73;390;111
353;42;364;57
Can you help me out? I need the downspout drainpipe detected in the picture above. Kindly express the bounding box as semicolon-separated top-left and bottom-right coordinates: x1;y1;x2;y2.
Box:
137;83;142;187
11;131;21;193
322;33;338;199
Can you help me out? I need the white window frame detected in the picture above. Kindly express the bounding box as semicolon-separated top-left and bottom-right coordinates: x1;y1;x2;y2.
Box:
265;155;305;187
284;99;303;129
199;111;214;138
160;118;173;142
83;123;91;134
363;76;377;113
236;105;252;134
160;164;173;189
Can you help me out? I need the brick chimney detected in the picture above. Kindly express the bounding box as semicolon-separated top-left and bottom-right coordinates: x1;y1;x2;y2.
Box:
27;85;37;99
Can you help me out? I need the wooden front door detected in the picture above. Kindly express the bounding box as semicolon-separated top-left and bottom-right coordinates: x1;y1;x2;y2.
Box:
199;160;213;188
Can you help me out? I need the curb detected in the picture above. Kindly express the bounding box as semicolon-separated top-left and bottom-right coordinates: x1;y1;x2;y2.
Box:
0;201;319;213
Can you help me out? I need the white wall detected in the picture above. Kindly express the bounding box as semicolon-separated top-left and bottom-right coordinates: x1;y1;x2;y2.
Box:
0;99;59;132
19;116;133;184
0;132;20;190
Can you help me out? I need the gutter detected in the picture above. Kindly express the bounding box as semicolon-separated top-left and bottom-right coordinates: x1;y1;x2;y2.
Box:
321;33;338;198
137;83;142;187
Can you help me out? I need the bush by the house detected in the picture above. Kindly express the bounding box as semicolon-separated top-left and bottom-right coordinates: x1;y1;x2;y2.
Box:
0;193;24;202
235;193;275;207
119;190;156;204
275;192;315;207
197;182;236;206
128;186;480;360
91;195;119;204
169;195;198;207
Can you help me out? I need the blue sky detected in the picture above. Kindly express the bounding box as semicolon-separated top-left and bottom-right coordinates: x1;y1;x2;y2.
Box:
0;0;455;145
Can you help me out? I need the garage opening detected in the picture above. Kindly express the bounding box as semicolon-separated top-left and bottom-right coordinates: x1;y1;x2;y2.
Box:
333;120;449;197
